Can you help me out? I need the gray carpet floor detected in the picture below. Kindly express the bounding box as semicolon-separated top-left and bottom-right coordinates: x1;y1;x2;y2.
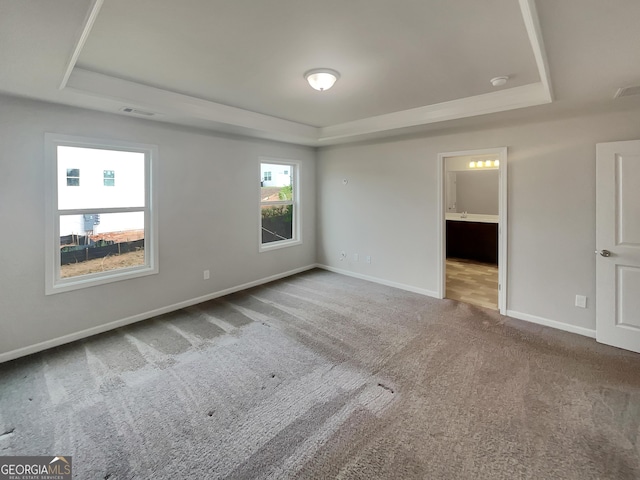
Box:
1;269;640;479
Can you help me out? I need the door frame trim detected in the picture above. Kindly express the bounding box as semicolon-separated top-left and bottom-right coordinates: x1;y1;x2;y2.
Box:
437;147;508;314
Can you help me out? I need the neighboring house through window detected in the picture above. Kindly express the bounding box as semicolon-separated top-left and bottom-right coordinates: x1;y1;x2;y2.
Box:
45;134;158;294
66;168;80;186
103;169;115;186
259;159;301;251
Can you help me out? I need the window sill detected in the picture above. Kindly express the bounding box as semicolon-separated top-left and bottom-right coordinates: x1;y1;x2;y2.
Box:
46;264;158;295
259;238;302;253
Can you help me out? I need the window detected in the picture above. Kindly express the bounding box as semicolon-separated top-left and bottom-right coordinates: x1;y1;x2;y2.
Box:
103;170;115;186
66;168;80;186
45;134;158;294
259;159;300;251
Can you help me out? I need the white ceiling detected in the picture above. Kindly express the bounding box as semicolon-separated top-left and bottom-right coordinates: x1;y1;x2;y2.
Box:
77;0;539;127
0;0;639;146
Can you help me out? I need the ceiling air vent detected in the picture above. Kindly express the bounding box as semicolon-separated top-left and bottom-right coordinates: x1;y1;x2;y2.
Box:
120;107;157;117
614;86;640;99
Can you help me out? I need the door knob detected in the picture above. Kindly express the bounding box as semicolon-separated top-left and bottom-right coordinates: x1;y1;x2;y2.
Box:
596;249;611;257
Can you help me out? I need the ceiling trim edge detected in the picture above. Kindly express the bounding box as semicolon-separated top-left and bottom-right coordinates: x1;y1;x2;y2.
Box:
318;83;550;142
66;68;320;143
518;0;553;102
59;0;104;90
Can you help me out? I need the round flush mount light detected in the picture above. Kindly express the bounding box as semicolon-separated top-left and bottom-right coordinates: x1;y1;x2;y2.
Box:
305;68;340;91
490;76;509;87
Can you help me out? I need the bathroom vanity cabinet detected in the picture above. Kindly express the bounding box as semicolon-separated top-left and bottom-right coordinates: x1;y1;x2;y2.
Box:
446;214;498;265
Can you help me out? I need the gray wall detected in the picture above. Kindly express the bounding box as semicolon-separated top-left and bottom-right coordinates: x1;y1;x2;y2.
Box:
316;109;640;333
4;91;640;357
0;95;316;357
455;170;499;215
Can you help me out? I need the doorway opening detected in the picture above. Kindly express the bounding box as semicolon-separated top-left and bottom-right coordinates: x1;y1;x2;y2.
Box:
437;148;507;313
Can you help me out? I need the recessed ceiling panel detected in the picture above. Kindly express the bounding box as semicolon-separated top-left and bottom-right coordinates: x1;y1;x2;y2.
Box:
537;0;640;100
0;0;91;95
77;0;539;127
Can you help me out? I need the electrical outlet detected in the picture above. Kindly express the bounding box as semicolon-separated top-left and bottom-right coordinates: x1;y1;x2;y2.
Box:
353;253;359;262
203;269;210;280
366;255;372;264
575;295;587;308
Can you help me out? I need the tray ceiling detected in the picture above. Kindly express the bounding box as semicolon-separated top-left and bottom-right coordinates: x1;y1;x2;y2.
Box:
1;0;639;145
76;0;540;127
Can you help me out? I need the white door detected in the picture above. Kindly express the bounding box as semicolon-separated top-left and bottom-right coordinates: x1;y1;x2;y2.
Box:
596;140;640;353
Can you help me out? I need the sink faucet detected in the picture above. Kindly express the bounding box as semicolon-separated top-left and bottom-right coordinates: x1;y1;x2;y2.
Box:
461;211;468;218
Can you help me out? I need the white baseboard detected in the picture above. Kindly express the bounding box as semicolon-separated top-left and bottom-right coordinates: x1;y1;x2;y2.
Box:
2;265;597;363
506;309;596;338
316;264;596;338
0;264;317;364
316;264;439;298
317;266;596;340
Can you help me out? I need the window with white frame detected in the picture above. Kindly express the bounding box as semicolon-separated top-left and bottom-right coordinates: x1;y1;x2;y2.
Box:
66;168;80;186
45;134;158;294
259;160;300;251
103;169;115;186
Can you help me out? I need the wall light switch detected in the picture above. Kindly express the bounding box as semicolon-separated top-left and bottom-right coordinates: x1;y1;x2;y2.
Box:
204;270;210;280
575;295;587;308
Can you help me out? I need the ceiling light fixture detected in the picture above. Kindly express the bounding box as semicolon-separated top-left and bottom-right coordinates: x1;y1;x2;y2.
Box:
305;68;340;91
490;76;509;87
